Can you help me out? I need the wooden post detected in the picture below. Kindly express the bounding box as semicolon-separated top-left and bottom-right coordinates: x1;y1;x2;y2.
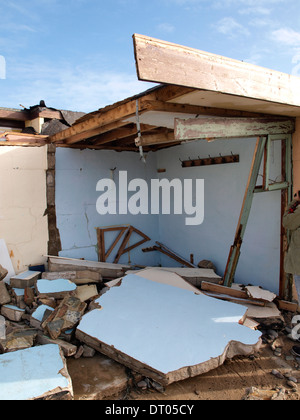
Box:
224;137;267;287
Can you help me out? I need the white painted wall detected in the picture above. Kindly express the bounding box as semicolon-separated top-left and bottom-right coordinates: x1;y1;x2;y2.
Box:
56;137;282;294
0;146;48;273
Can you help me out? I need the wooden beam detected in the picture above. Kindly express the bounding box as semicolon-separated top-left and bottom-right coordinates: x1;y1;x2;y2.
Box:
133;34;300;108
175;117;295;141
0;133;48;146
92;124;156;146
135;131;175;147
0;109;29;121
50;100;143;144
30;109;63;121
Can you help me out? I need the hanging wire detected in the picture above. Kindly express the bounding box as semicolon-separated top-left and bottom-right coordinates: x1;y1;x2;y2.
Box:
136;99;146;163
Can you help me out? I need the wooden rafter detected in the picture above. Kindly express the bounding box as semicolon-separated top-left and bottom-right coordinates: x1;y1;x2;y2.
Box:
92;123;156;146
49;85;195;145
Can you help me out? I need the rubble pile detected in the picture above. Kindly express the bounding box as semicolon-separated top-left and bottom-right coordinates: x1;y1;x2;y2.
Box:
0;265;113;400
0;258;299;401
0;269;108;358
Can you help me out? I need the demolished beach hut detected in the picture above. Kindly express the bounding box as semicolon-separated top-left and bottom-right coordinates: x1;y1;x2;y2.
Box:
0;35;300;399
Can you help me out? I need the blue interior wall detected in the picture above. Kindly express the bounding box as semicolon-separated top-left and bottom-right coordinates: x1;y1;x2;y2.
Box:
56;137;282;294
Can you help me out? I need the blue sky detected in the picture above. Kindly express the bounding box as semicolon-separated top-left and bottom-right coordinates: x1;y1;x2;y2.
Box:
1;0;300;112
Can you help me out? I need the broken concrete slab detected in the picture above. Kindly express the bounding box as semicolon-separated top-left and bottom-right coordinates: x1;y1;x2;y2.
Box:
0;328;38;354
42;271;77;281
43;296;86;340
36;278;77;299
42;270;102;285
0;344;73;400
10;271;41;289
36;333;77;357
47;256;128;279
77;274;262;386
75;285;99;302
0;281;11;305
1;304;25;322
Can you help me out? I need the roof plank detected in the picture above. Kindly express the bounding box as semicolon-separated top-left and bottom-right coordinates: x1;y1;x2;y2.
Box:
133;34;300;110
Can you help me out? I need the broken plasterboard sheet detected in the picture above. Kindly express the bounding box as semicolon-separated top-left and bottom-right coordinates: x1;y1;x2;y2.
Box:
0;239;15;284
77;274;262;386
0;344;73;400
111;268;201;294
245;286;277;303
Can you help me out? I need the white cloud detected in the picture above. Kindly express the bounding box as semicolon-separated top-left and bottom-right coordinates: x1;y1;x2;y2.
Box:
272;28;300;47
238;6;271;15
215;17;250;37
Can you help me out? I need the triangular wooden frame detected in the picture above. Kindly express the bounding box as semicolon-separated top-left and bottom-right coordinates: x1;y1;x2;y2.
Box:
97;226;128;262
114;226;150;264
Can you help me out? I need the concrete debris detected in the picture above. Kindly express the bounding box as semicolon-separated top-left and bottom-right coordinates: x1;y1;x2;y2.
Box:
36;333;77;357
42;296;87;340
47;255;129;280
10;271;41;289
1;305;25;322
0;328;38;353
42;270;102;285
75;285;98;302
